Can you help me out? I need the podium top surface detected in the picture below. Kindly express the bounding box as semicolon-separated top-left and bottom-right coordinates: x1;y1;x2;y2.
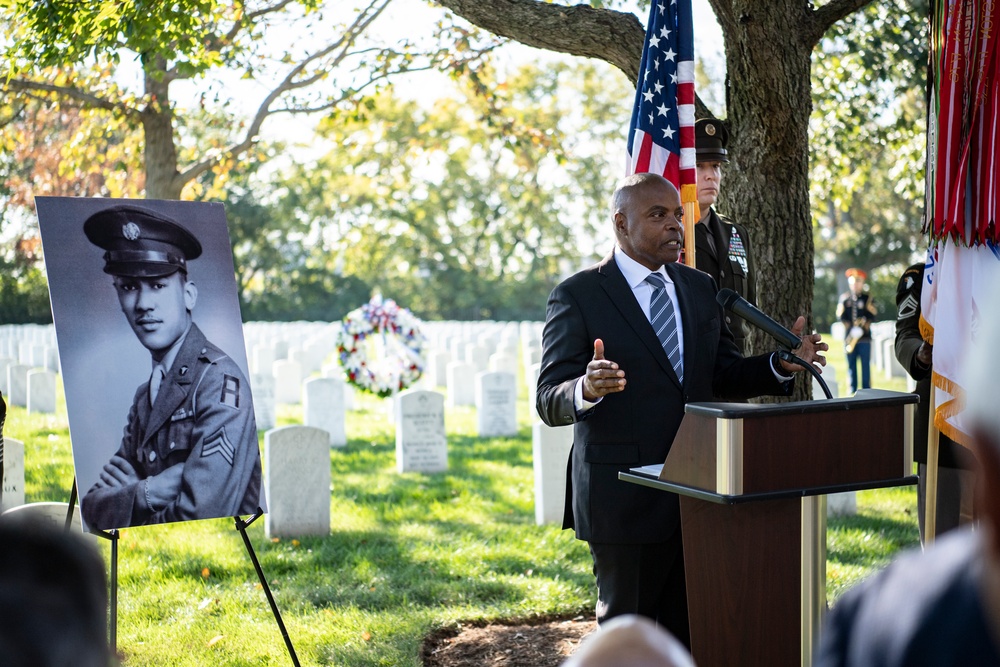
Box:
685;388;917;420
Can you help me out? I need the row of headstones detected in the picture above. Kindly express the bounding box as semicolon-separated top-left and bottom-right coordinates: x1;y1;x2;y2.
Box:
0;361;58;414
0;324;60;371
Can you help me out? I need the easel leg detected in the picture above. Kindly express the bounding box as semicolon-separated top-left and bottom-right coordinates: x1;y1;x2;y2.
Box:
234;511;301;667
65;479;78;530
94;528;119;657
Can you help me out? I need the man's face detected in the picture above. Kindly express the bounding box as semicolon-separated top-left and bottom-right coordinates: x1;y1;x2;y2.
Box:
615;178;684;270
696;160;723;211
849;276;865;295
113;272;196;354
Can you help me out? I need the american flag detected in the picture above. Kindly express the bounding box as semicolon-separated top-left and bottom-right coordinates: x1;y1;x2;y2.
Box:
625;0;696;191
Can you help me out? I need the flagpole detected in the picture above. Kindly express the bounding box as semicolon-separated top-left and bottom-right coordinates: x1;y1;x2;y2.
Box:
682;198;699;267
924;383;940;544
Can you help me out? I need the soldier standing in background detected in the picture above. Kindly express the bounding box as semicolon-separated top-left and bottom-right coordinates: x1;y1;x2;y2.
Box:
837;268;876;394
693;118;757;355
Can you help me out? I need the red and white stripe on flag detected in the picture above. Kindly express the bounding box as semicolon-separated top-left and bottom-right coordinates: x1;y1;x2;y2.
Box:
625;0;696;195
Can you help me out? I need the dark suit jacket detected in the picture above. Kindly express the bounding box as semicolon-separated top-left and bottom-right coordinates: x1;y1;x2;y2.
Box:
536;252;792;545
695;208;757;354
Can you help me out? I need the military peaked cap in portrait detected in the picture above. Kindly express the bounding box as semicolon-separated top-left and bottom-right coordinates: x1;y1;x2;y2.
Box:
694;117;730;163
84;205;202;278
845;267;867;280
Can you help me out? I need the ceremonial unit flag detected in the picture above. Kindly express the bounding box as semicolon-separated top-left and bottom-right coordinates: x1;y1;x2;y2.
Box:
921;0;1000;446
625;0;696;199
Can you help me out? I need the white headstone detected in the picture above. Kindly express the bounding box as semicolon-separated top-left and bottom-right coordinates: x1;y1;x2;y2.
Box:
26;369;56;414
1;501;89;541
395;389;448;473
253;345;276;378
304;377;347;447
488;352;518;378
428;350;450;388
6;364;31;408
264;425;331;538
251;373;277;431
273;359;303;405
827;492;857;517
465;344;490;374
528;362;542;423
532;423;573;525
272;340;290;362
475;371;518;437
446;361;475;407
1;437;25;512
0;358;12;395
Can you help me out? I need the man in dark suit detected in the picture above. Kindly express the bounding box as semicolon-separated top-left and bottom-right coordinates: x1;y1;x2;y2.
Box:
894;262;977;541
536;173;827;646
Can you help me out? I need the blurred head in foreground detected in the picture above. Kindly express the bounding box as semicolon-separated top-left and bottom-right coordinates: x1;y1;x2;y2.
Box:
0;518;113;667
562;614;695;667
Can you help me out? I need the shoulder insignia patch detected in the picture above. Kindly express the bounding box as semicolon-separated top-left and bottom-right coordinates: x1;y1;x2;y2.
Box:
202;428;235;467
220;374;240;409
897;294;918;320
904;275;915;290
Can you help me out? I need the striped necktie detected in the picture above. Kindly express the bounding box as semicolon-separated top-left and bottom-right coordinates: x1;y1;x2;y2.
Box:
644;272;683;383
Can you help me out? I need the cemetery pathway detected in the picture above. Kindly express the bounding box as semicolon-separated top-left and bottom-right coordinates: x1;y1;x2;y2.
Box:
421;615;597;666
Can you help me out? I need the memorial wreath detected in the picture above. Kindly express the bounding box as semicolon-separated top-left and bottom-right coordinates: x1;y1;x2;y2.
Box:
335;295;426;398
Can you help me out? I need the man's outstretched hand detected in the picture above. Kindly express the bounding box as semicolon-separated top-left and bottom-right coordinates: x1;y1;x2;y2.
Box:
778;316;829;374
583;338;626;401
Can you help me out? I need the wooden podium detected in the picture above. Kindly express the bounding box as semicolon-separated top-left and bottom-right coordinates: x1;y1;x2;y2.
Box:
620;389;917;667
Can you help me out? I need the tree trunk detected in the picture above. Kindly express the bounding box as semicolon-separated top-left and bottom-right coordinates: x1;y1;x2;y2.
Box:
712;0;815;401
142;60;183;200
436;0;870;401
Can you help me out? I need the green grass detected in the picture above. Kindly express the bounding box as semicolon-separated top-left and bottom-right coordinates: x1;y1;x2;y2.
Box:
6;347;919;666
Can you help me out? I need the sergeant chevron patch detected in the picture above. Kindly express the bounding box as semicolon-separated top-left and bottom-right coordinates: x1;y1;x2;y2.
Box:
202;428;235;466
897;294;919;320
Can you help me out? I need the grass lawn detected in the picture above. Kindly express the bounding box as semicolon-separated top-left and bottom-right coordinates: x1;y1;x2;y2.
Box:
5;330;919;666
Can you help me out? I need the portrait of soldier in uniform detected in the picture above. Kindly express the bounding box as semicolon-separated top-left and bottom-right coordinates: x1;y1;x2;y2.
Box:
35;199;265;531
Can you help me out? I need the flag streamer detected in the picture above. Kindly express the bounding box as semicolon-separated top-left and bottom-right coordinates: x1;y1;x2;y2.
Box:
922;0;1000;447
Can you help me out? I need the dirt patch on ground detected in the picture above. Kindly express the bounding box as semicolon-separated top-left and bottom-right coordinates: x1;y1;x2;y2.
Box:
421;614;598;667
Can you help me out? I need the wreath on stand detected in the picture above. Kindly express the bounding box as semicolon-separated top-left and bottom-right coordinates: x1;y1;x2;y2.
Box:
335;295;426;398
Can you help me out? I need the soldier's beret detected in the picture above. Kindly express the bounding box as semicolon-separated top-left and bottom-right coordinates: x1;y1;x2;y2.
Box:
84;205;202;278
845;268;867;280
695;117;730;164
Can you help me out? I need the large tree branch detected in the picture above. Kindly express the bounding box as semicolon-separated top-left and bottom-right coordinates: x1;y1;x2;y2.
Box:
435;0;645;81
176;0;395;185
3;78;136;116
803;0;874;46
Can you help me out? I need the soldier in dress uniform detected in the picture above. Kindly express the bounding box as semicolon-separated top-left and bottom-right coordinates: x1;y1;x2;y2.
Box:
837;267;877;394
894;262;977;541
80;205;262;530
693;117;757;355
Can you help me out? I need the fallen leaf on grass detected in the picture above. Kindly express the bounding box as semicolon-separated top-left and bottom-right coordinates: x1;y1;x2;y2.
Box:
207;635;224;648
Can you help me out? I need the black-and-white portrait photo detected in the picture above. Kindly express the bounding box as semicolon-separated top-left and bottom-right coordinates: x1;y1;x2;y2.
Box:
36;198;266;532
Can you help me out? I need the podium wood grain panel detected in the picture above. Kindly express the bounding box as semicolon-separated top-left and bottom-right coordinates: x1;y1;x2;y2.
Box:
682;496;801;667
742;407;904;493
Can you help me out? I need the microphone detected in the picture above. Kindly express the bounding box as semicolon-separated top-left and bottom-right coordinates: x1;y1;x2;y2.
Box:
716;288;801;351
